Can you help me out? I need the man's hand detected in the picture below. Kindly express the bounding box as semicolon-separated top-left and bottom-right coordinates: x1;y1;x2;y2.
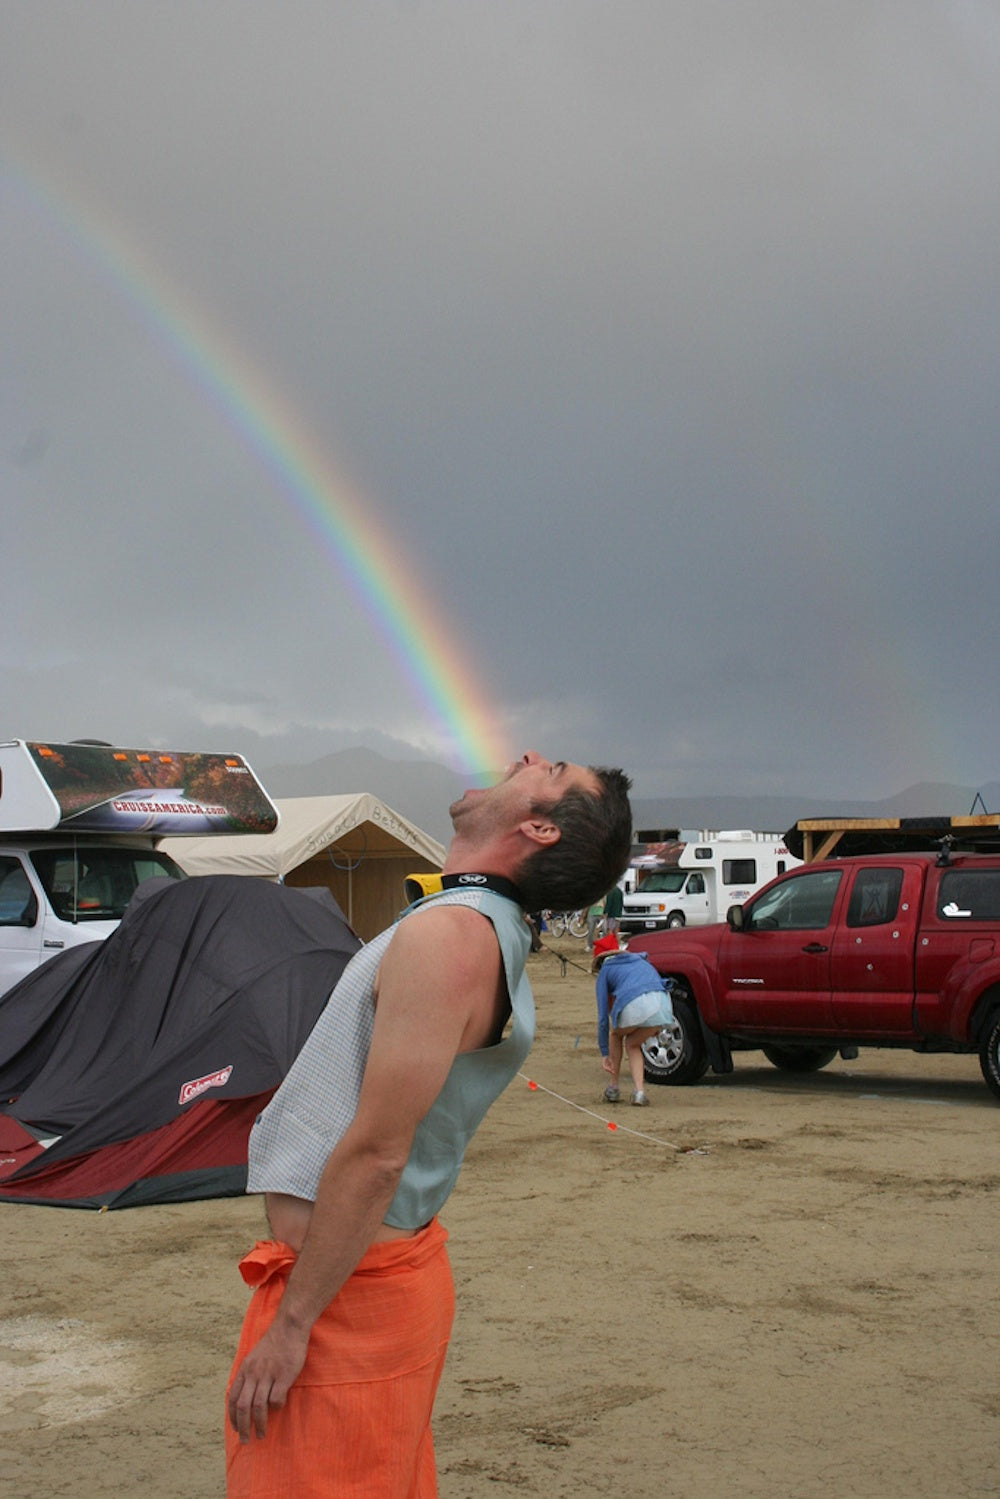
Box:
227;1319;310;1442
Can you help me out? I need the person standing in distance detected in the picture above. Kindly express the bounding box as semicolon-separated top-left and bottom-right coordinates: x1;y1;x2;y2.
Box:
603;879;624;936
226;750;633;1498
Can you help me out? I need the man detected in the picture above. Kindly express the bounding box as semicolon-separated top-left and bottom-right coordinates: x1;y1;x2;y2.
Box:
226;750;632;1497
603;879;624;935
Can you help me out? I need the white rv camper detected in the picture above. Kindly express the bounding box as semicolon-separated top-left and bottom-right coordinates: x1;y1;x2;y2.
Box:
0;739;278;997
619;830;800;935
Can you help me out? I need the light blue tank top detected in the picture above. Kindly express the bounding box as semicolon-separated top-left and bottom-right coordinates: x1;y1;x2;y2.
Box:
246;888;535;1229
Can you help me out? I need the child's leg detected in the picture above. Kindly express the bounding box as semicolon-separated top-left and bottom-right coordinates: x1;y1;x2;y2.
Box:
607;1031;623;1087
624;1027;661;1095
623;1032;646;1094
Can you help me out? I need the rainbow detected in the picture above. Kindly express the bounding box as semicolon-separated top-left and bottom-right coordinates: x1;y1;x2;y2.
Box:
5;151;510;782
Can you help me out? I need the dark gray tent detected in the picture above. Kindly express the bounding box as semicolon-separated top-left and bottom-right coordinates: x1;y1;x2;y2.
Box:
0;875;360;1208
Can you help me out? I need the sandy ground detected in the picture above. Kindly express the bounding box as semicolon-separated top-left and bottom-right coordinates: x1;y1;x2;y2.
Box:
6;933;1000;1499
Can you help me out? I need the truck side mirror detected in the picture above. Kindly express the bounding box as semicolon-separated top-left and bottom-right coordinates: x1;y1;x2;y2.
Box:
727;904;745;931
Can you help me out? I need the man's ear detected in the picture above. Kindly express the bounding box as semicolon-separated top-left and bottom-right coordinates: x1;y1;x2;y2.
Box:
519;814;562;849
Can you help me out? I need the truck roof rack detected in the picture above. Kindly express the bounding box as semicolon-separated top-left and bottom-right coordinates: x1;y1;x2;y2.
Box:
785;813;1000;862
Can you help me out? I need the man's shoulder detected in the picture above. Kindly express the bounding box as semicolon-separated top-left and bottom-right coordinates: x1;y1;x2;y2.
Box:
405;895;494;926
392;896;501;952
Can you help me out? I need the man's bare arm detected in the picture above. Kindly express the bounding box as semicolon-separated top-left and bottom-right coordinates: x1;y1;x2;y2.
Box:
227;904;503;1441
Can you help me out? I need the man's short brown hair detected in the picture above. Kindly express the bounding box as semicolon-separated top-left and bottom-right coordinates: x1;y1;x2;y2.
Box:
516;766;632;913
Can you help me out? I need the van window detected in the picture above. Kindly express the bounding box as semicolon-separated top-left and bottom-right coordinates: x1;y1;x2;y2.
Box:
937;870;1000;921
687;873;705;894
723;858;757;885
29;847;185;922
0;858;37;927
846;867;903;927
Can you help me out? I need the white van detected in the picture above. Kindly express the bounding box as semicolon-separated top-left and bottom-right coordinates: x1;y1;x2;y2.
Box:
620;830;800;934
0;740;278;997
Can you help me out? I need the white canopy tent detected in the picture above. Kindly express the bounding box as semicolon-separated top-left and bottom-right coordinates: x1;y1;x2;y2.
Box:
160;794;445;941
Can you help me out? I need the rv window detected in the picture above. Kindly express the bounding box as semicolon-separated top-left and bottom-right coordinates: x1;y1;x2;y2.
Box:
637;871;688;894
723;859;757;885
29;847;185;923
0;858;37;927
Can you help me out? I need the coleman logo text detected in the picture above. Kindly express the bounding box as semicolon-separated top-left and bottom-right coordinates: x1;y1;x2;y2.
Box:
178;1066;234;1106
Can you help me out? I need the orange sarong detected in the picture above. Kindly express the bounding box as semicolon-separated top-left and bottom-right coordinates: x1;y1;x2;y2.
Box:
225;1219;455;1498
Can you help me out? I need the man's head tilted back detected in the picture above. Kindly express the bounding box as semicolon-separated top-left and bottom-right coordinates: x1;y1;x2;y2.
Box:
448;752;633;913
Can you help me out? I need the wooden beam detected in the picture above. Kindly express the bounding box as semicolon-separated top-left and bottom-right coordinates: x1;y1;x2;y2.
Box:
813;831;845;861
795;817;902;833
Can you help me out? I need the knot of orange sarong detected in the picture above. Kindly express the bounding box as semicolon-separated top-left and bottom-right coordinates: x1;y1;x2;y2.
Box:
238;1239;297;1288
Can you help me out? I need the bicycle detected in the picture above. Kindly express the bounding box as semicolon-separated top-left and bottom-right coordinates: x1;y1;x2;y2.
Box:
544;909;589;939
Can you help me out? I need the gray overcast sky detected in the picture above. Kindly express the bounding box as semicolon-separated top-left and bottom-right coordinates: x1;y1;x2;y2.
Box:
3;1;999;801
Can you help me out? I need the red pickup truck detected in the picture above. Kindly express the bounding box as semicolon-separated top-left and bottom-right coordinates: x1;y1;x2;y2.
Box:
633;850;1000;1100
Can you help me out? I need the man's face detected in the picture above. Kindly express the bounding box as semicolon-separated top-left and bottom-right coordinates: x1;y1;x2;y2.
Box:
449;751;598;839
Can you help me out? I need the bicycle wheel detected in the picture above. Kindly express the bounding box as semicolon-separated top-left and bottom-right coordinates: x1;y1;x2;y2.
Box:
549;911;568;937
568;910;588;939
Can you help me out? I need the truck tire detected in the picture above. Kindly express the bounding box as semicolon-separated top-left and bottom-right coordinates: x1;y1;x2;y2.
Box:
761;1044;839;1073
977;1012;1000;1101
642;992;709;1086
666;912;685;929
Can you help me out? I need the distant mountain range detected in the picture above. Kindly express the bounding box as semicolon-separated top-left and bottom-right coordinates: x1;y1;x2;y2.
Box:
258;748;1000;849
259;748;467;845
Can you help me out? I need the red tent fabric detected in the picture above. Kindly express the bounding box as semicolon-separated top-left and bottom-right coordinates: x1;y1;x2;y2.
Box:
0;875;360;1208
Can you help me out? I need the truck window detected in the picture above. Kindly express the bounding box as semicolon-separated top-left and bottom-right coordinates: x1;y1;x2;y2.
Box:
846;867;904;928
0;858;37;927
937;870;1000;921
29;847;185;922
723;858;757;885
748;868;842;931
687;873;705;894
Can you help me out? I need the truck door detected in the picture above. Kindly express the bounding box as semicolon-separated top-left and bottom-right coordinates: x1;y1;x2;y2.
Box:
829;865;921;1034
716;866;843;1030
683;871;712;925
0;855;43;996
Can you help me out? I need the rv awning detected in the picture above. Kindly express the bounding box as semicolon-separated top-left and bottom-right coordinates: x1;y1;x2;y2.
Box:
159;794;445;879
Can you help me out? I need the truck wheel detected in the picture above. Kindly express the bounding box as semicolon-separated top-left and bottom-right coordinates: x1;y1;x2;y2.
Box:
642;993;709;1086
977;1013;1000;1101
666;912;685;929
761;1044;838;1073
